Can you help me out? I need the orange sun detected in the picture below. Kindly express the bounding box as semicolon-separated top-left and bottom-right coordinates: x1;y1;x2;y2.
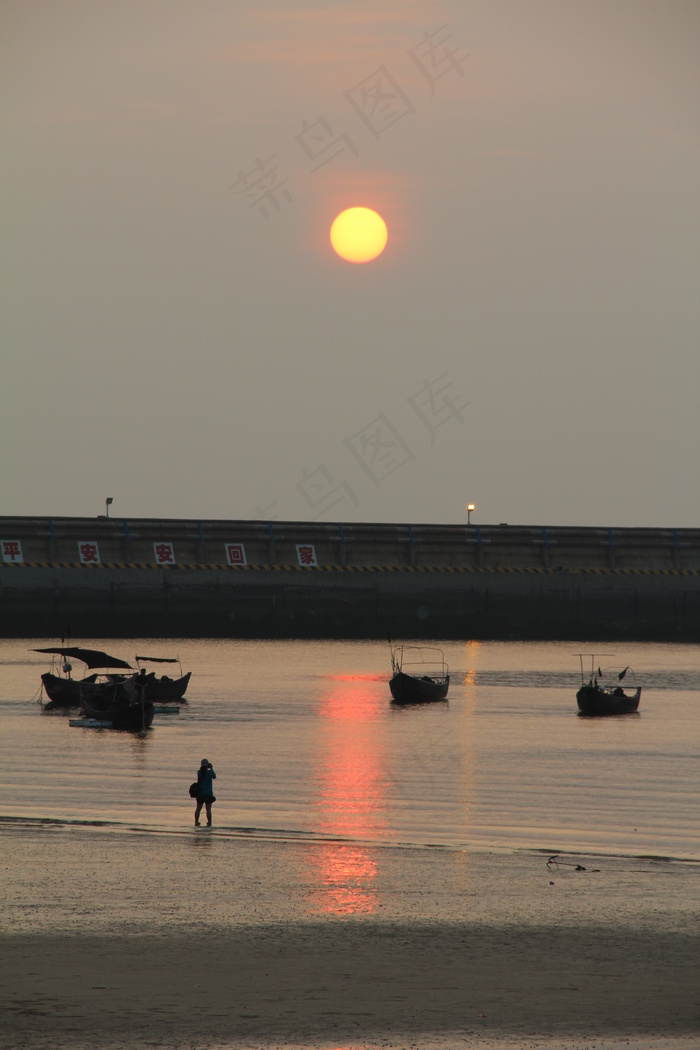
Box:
330;207;388;263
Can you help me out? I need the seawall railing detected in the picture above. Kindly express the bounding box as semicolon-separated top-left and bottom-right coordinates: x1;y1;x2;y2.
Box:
2;516;698;572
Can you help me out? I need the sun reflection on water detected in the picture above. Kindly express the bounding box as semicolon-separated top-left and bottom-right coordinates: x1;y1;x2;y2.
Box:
306;678;389;916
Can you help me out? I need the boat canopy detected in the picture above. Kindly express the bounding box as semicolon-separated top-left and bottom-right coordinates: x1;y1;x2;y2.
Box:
391;644;448;677
32;647;133;670
135;655;179;663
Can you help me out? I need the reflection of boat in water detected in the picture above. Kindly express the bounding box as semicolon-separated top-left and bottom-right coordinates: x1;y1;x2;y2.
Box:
389;643;449;704
133;655;191;702
576;655;642;716
34;646;134;708
79;676;154;731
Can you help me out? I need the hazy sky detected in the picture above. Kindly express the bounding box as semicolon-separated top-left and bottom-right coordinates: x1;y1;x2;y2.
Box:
2;0;698;527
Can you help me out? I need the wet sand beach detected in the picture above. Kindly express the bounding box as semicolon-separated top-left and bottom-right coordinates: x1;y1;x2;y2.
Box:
2;822;698;1050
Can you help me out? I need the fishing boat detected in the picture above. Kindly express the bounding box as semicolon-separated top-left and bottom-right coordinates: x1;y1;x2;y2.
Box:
389;643;450;704
34;646;135;708
134;655;191;702
576;655;641;716
79;675;154;731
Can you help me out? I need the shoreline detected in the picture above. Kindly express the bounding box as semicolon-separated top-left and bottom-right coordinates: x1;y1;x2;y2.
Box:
2;814;699;865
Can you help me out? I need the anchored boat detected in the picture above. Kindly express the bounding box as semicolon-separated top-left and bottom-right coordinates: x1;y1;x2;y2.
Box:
576;655;641;715
134;654;191;702
79;675;154;731
34;646;135;708
389;643;450;704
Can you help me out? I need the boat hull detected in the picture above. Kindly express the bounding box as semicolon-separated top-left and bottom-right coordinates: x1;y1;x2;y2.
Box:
41;673;84;707
390;671;449;704
75;676;154;730
80;690;154;730
142;671;191;702
111;671;191;702
576;685;641;716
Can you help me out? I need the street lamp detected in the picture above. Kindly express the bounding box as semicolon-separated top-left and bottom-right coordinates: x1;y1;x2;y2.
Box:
467;503;475;525
105;497;113;519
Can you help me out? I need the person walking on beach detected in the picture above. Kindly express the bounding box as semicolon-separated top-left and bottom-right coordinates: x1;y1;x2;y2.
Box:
194;758;216;826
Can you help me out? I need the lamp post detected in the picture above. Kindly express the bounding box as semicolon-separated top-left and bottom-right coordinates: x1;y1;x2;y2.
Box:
105;497;113;519
467;503;475;526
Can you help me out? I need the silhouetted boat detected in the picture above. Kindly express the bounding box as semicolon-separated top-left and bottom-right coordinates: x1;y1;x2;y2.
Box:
576;655;641;716
389;643;449;704
133;655;191;702
34;646;135;708
79;675;154;731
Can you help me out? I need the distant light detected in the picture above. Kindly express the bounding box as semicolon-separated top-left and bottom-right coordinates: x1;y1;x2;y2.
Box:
106;497;114;518
467;503;476;525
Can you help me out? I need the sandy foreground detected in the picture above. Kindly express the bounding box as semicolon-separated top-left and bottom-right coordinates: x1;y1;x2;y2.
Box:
1;821;698;1050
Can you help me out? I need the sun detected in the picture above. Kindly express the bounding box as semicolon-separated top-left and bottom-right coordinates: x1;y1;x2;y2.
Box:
330;207;388;263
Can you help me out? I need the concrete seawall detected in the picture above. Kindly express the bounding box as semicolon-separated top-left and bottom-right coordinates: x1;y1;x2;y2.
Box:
1;517;699;640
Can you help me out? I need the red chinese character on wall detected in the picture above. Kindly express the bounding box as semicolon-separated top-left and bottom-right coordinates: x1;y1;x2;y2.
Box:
78;542;100;564
153;542;175;565
1;540;23;563
225;543;247;566
296;544;317;567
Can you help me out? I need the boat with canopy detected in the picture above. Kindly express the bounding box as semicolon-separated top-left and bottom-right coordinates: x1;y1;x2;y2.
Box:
576;655;642;715
389;642;450;704
34;646;134;708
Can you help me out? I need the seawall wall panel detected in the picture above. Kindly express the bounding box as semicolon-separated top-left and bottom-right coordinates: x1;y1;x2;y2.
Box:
1;517;698;640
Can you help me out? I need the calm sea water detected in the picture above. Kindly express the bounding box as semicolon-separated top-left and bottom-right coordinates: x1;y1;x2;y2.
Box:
1;638;699;861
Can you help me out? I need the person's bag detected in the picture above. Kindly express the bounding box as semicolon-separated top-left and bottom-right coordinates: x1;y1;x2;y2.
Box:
189;782;200;798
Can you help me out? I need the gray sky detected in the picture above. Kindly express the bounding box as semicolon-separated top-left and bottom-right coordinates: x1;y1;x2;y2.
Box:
2;0;698;527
